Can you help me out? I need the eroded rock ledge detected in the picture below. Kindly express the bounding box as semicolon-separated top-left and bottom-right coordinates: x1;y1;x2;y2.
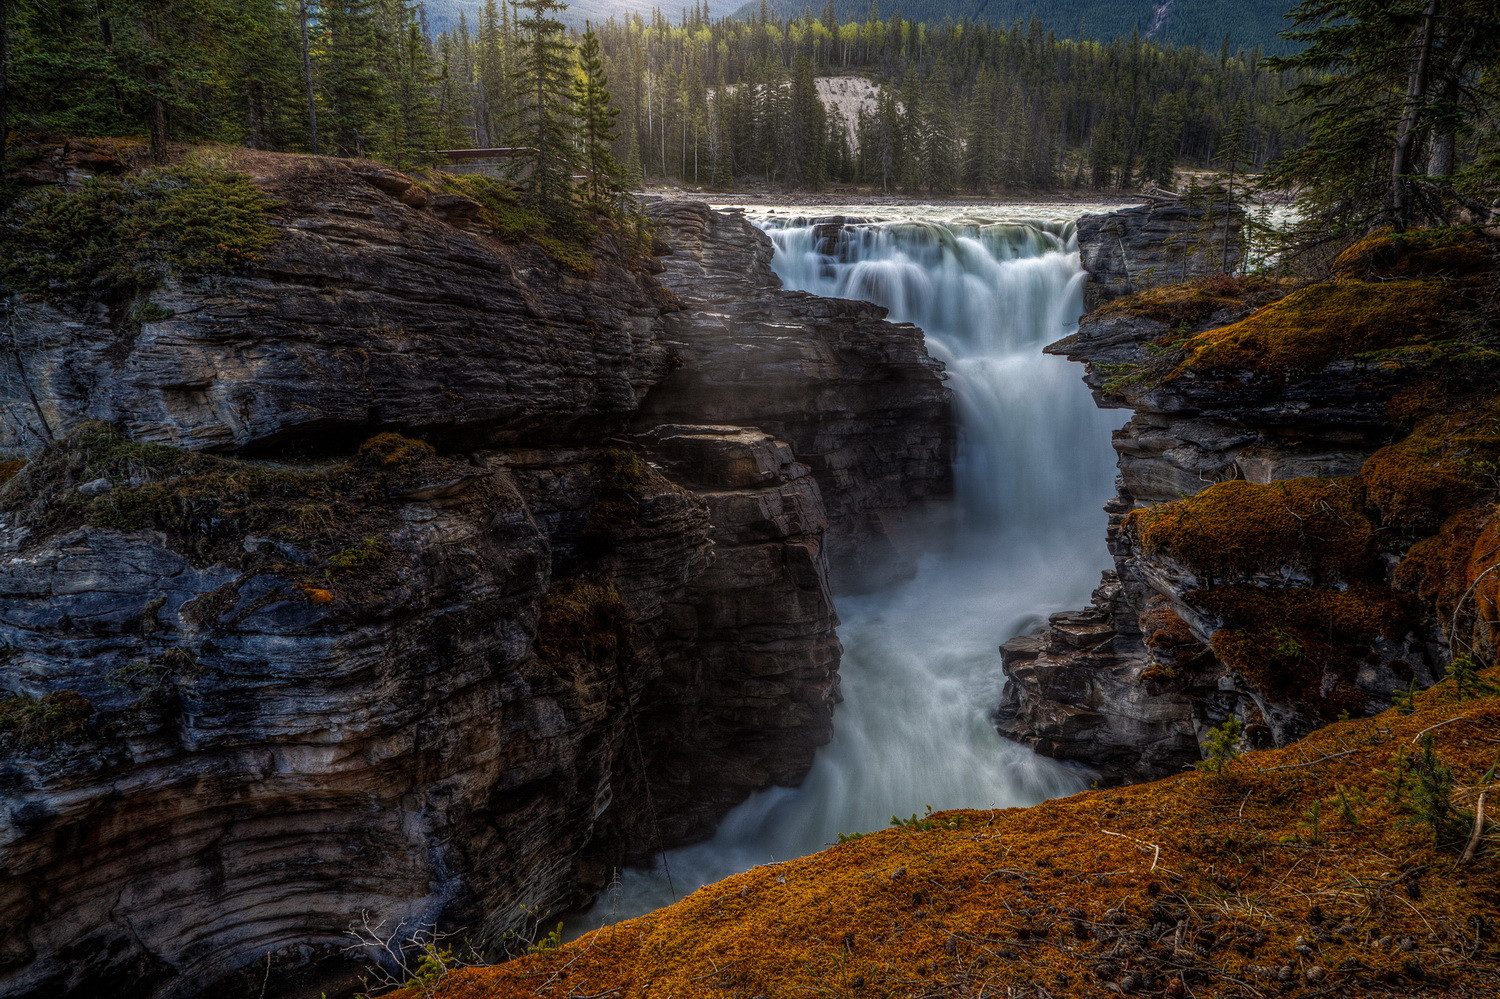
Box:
0;151;953;999
999;219;1498;784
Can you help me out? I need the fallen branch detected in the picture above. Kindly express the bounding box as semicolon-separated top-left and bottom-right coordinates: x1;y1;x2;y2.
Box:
1462;791;1489;863
1264;749;1360;771
1410;716;1471;744
1101;829;1161;871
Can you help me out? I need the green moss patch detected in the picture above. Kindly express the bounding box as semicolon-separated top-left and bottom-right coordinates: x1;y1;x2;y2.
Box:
416;172;601;273
0;690;94;752
0;423;474;597
1127;477;1380;586
0;160;277;304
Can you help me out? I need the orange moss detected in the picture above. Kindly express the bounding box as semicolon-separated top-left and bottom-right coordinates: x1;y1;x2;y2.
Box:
1140;597;1197;651
1098;274;1289;327
409;686;1500;999
0;458;24;488
533;578;628;666
1362;398;1500;531
300;586;335;605
1197;585;1414;717
1169;278;1465;376
1397;505;1500;664
355;432;438;468
1332;227;1496;281
1127;477;1378;585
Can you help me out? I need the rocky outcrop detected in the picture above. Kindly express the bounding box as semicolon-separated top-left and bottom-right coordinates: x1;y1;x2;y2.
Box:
1077;191;1244;311
1;156;672;455
642;201;953;591
999;225;1499;783
0;153;949;999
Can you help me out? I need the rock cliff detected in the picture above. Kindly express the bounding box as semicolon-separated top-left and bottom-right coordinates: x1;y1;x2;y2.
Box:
1077;190;1244;311
0;148;952;998
641;201;953;591
999;222;1499;783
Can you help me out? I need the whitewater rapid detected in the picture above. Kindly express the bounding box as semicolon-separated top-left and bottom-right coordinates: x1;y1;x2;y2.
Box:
574;210;1120;928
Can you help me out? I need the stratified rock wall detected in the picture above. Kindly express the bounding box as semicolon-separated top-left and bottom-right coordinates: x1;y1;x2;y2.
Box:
1077;192;1244;311
641;201;954;591
1;159;672;455
0;155;946;999
996;301;1420;782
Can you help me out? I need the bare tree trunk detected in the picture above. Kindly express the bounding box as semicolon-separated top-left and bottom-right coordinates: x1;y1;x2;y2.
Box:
1426;33;1475;179
300;0;320;154
0;0;9;168
1387;0;1438;231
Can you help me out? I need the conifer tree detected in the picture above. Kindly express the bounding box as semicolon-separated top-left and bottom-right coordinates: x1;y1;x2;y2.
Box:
509;0;579;205
1265;0;1500;237
785;54;825;188
321;0;387;157
575;23;628;207
388;5;440;164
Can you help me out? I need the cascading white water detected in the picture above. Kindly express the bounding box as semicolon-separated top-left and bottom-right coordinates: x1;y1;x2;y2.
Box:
573;209;1120;929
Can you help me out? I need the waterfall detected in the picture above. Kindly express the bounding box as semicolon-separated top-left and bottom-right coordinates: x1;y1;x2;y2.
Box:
573;211;1120;929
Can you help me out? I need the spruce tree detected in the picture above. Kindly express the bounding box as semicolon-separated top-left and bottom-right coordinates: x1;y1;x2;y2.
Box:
785;55;825;188
1264;0;1500;238
321;0;387;157
574;23;628;208
509;0;578;206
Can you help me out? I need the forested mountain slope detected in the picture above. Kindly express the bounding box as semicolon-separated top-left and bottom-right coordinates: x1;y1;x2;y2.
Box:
420;0;743;30
736;0;1293;52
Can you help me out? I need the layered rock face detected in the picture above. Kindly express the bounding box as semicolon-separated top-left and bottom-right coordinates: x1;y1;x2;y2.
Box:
1077;191;1244;311
999;222;1496;784
0;152;951;999
642;201;953;591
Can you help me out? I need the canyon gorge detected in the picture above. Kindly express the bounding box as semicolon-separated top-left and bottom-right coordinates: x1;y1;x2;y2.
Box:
2;144;1497;999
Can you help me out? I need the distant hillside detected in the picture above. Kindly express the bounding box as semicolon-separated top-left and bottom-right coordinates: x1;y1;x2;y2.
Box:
733;0;1295;53
420;0;743;30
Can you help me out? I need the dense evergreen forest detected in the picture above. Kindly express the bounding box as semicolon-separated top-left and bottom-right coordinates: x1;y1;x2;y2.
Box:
5;0;1498;214
3;0;1302;195
731;0;1296;56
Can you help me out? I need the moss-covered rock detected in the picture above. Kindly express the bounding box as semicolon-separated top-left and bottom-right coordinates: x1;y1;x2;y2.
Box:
1097;272;1289;328
0;691;94;752
1363;398;1500;532
1198;585;1415;717
1332;226;1496;281
1126;477;1380;586
1170;278;1467;375
1158;227;1496;379
0;422;471;594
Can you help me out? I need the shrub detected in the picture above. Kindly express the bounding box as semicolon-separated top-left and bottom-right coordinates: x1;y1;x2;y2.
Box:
0;161;277;304
0;690;93;751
